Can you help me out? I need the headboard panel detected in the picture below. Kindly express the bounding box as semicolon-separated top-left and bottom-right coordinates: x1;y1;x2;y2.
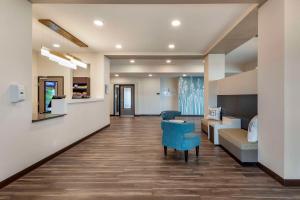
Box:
217;95;257;130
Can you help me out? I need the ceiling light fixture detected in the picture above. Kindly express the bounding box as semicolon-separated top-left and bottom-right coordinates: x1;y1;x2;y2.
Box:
115;74;119;77
148;74;153;77
41;47;76;69
41;46;88;70
65;54;88;69
171;20;181;27
166;59;172;64
53;44;60;48
115;44;122;49
183;74;187;77
94;20;104;27
130;59;135;63
168;44;175;49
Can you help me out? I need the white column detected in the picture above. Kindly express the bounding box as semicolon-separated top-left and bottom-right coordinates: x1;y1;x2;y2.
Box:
258;0;300;180
284;0;300;180
104;56;111;124
204;54;225;116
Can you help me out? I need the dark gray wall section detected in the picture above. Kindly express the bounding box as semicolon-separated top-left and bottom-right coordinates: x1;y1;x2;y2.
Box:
217;95;258;130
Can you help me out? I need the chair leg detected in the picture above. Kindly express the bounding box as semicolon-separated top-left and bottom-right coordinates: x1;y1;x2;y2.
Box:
196;146;199;157
164;146;167;156
184;150;188;162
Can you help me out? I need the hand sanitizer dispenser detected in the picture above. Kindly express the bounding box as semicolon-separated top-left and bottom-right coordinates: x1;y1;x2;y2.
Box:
9;84;25;103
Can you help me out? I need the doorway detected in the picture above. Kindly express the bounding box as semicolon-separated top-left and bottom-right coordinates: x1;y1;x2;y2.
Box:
38;76;64;113
114;84;135;116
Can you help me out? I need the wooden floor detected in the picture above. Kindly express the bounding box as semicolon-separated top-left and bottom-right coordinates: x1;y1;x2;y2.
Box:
1;117;300;200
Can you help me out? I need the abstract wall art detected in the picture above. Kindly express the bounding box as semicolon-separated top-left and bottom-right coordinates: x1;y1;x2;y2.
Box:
178;77;204;115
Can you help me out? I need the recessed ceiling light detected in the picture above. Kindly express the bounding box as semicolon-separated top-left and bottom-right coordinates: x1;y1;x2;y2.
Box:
115;44;122;49
53;44;60;48
166;59;172;64
148;74;153;77
115;74;119;77
183;74;187;77
130;59;135;63
171;20;181;27
94;20;104;27
168;44;175;49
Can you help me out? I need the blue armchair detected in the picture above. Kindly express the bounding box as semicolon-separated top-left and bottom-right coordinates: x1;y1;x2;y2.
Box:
161;110;181;120
161;120;201;162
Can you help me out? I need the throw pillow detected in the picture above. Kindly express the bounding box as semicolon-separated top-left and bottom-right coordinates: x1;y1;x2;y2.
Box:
206;107;221;120
248;115;258;142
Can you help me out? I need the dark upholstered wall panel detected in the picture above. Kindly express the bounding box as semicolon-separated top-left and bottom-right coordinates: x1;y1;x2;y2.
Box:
217;95;257;130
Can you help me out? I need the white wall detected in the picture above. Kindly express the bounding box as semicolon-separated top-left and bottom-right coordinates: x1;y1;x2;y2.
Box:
258;0;285;178
160;78;178;111
104;56;111;117
110;77;161;115
32;52;38;115
0;0;110;182
216;69;257;95
204;54;225;116
225;63;243;75
241;61;258;72
73;66;90;77
139;78;161;114
258;0;300;179
225;62;257;76
284;0;300;179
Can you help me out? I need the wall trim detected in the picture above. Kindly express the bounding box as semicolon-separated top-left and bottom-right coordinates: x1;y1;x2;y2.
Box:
257;162;300;186
0;124;110;189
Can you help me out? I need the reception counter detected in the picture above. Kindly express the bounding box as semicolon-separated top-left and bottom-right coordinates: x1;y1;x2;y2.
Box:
32;98;104;123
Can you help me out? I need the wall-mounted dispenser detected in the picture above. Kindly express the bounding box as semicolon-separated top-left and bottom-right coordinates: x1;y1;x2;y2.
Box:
9;84;25;103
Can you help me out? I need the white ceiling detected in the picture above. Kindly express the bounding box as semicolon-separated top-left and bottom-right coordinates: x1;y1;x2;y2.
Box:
110;59;203;75
110;59;203;66
110;73;202;78
32;4;254;54
226;37;258;67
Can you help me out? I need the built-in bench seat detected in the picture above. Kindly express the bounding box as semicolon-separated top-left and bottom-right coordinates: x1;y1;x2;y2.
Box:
219;128;258;163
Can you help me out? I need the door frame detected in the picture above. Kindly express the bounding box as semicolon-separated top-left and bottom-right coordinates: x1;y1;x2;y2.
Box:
113;84;120;116
113;84;135;116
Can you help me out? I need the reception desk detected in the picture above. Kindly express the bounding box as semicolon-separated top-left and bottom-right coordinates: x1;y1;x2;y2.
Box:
52;99;68;115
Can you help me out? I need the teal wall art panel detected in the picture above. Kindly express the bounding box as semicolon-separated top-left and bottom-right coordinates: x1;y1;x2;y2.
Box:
178;77;204;115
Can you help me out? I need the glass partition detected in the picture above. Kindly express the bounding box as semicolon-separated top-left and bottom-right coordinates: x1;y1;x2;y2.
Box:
123;87;132;109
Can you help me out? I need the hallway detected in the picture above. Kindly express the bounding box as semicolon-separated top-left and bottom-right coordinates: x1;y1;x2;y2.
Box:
0;117;300;199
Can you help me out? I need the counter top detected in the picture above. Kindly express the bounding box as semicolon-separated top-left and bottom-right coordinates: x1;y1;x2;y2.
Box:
32;113;66;123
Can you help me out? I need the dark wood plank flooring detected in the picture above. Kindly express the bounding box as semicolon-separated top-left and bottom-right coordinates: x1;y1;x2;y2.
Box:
1;117;300;199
